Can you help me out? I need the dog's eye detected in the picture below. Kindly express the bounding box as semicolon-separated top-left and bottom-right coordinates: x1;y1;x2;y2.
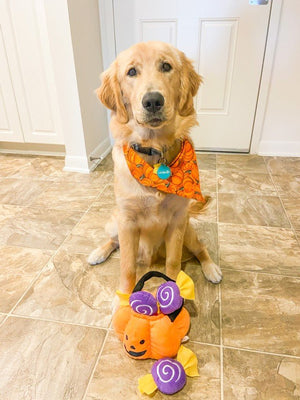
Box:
127;68;137;77
162;62;172;72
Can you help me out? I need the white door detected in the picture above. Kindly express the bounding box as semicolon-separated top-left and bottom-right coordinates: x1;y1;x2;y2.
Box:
0;0;64;145
113;0;271;152
0;23;24;142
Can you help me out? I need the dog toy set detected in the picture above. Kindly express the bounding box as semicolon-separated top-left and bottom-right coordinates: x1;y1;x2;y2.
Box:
113;270;199;395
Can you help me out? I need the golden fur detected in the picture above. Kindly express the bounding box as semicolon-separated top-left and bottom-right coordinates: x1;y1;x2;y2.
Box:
89;42;222;293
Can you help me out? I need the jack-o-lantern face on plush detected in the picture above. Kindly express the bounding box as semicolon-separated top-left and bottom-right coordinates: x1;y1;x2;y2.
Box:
123;315;151;359
124;335;147;358
113;305;190;360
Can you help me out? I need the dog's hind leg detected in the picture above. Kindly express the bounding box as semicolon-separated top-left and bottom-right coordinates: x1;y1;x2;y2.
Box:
184;221;222;284
88;215;119;265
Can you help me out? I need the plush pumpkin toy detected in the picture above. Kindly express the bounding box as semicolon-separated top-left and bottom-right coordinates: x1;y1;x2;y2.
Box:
113;271;195;360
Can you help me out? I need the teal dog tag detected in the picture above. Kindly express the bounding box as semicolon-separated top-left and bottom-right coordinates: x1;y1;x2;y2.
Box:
157;164;171;179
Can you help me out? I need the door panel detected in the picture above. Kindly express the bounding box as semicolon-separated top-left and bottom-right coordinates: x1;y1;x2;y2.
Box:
0;24;24;142
113;0;271;152
0;0;64;144
197;19;238;115
140;20;177;45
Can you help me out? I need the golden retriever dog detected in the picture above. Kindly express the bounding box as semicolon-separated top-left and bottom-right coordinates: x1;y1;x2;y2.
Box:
88;41;222;294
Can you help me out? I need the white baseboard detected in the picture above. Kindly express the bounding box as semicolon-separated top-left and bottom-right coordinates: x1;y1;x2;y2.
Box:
0;149;65;157
0;142;65;157
63;137;112;173
258;140;300;157
63;155;90;173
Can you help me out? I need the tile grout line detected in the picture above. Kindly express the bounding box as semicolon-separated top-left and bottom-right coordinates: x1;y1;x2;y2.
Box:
219;283;224;400
216;155;224;400
277;197;300;246
81;328;111;400
0;179;55;209
7;313;111;331
189;340;221;348
221;267;300;281
0;176;110;212
0;314;9;329
0;246;119;259
1;261;52;326
3;181;111;325
217;220;299;251
1;171;111;212
223;345;300;360
189;340;300;360
218;220;295;232
263;156;300;245
216;160;279;197
216;156;219;225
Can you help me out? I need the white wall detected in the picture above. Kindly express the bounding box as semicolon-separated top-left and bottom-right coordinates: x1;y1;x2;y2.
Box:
67;0;110;162
44;0;110;173
258;0;300;157
44;0;89;171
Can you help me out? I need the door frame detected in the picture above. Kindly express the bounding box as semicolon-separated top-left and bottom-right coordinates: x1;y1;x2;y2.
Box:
98;0;283;154
249;0;283;154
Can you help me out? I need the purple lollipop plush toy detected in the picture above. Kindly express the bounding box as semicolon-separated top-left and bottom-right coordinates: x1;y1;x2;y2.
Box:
129;291;158;316
151;358;186;395
157;281;183;314
138;345;199;396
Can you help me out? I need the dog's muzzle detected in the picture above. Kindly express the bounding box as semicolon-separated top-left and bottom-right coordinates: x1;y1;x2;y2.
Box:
141;92;165;127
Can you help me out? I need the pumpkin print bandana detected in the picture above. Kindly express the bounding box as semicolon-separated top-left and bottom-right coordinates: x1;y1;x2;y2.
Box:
123;140;205;202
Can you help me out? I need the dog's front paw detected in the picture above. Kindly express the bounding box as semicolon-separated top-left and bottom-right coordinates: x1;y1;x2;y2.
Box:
202;262;223;284
88;247;108;265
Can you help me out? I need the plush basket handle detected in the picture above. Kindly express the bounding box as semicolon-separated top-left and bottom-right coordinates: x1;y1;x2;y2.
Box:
132;271;175;293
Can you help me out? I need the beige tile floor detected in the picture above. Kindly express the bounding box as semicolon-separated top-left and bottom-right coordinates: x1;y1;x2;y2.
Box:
0;152;299;400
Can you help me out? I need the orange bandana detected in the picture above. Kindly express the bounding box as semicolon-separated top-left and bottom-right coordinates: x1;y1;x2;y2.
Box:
123;140;205;202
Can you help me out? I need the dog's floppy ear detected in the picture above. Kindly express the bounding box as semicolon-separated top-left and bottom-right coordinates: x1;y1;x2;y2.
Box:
96;61;128;124
178;52;202;117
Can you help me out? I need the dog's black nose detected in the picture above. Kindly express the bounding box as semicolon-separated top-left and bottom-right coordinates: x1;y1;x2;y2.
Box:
142;92;164;113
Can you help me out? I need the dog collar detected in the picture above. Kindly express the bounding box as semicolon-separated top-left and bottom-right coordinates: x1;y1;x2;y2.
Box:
123;139;205;202
131;144;162;157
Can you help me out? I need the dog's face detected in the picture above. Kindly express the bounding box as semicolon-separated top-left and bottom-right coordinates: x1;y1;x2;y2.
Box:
97;41;202;129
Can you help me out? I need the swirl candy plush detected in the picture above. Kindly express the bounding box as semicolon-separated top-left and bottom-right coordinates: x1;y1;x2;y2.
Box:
129;291;158;315
113;271;195;360
138;345;199;395
152;359;186;394
157;281;183;314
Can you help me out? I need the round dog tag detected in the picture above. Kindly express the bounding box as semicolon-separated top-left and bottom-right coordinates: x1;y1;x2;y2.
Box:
157;164;171;179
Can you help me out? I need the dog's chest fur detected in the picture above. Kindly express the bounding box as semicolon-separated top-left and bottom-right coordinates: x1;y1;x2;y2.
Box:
112;144;190;226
